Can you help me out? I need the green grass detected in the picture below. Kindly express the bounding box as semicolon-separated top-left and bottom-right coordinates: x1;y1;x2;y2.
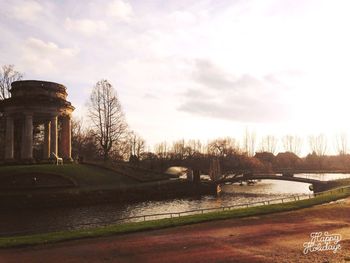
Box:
327;178;350;188
1;187;349;248
0;164;138;188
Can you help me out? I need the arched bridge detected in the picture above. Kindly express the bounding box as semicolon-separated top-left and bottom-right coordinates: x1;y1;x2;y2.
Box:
215;174;330;192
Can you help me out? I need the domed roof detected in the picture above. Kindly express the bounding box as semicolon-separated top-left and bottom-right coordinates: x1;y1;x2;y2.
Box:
10;80;67;100
0;80;74;114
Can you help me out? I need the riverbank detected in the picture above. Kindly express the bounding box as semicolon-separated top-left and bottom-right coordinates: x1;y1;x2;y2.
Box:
0;186;349;248
1;195;349;262
0;164;216;209
0;179;216;209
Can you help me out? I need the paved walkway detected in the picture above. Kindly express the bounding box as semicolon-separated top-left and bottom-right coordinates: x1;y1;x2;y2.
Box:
1;199;350;263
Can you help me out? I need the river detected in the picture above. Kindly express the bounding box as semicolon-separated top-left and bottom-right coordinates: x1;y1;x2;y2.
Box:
1;173;349;236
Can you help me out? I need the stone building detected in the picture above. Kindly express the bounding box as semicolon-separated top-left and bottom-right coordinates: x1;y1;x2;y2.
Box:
0;80;74;163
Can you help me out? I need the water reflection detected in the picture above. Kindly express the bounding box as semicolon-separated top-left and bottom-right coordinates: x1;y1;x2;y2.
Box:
294;173;350;181
0;173;346;236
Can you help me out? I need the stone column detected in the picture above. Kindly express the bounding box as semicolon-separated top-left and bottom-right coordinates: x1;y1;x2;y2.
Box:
5;115;14;160
21;113;33;160
43;121;51;159
60;115;72;160
50;115;58;157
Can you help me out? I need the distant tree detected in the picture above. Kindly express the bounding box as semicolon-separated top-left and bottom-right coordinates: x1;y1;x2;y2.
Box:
242;129;256;157
70;118;101;161
282;135;303;156
81;129;99;160
171;139;186;159
154;141;168;159
208;137;240;157
110;137;131;161
259;135;278;154
0;64;23;100
308;134;328;156
129;131;146;160
334;133;348;155
88;79;128;160
71;117;86;159
184;139;203;158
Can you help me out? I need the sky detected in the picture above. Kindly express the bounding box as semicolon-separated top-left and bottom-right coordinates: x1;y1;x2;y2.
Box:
1;0;350;155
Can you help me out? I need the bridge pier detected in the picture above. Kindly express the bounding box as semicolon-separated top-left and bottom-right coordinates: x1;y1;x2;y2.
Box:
186;169;193;181
193;170;200;183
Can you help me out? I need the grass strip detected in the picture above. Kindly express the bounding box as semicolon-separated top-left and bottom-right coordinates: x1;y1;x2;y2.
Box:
0;188;349;248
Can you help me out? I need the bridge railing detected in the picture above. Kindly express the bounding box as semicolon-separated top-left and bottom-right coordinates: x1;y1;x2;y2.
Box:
2;185;350;237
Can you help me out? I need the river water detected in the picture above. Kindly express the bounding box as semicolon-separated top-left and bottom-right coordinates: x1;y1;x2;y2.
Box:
1;173;349;236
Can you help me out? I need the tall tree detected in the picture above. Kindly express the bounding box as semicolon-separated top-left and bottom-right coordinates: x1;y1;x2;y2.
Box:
171;139;186;159
154;141;168;159
334;133;348;155
129;131;146;160
208;137;240;157
282;135;303;156
309;134;328;156
185;139;203;157
0;65;23;100
259;135;278;154
88;79;128;160
242;129;256;157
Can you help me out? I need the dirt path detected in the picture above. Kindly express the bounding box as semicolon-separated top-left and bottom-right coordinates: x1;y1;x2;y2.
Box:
1;199;350;263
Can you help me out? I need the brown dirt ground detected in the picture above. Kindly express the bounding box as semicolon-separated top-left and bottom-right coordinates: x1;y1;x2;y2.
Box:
1;199;350;263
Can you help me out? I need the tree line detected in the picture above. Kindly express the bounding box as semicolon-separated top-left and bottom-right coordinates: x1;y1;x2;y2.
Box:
1;64;350;172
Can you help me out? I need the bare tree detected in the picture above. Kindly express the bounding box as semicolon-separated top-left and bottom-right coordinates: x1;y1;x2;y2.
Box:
0;65;23;100
208;137;240;157
129;131;146;159
308;134;328;156
71;117;87;159
334;133;348;155
154;141;168;159
88;79;128;160
242;129;256;157
282;135;303;156
259;135;278;154
171;139;186;159
185;139;203;157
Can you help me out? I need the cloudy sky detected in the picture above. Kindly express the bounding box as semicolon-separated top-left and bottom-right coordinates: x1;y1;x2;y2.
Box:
1;0;350;153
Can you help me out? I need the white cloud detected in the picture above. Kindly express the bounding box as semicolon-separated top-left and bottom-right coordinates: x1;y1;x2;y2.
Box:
12;0;43;21
106;0;133;21
168;11;197;26
65;18;108;36
178;59;292;122
3;0;350;147
21;37;79;74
